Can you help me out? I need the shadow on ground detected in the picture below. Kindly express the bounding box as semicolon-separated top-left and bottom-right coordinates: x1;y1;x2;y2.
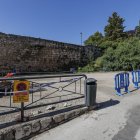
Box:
96;99;120;110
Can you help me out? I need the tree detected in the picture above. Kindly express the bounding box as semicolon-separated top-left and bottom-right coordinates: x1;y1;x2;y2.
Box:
104;12;125;41
84;31;103;46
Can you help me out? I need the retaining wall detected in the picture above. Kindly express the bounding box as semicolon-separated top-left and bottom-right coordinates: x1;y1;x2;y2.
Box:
0;107;88;140
0;32;101;72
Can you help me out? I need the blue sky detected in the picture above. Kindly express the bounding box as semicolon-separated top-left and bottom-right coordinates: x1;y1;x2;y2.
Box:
0;0;139;45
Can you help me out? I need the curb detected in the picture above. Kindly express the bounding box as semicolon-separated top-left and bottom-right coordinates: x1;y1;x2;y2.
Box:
0;107;88;140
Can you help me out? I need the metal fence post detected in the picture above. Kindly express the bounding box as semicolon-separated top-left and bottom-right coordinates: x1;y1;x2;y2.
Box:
32;82;33;103
40;84;42;98
21;102;24;122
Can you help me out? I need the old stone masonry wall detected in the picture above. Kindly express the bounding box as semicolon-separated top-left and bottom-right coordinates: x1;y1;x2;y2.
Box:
0;32;101;72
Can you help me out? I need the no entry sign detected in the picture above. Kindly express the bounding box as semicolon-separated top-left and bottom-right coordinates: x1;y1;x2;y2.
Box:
13;80;30;103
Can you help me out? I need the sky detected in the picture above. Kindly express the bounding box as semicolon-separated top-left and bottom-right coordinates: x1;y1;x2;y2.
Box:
0;0;140;45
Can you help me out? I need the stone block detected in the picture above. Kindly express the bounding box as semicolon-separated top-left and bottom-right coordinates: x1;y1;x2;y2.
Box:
15;124;32;140
15;127;23;140
31;121;41;133
3;129;15;140
53;114;65;124
22;125;32;137
79;107;88;115
40;117;52;130
74;109;81;116
64;111;75;120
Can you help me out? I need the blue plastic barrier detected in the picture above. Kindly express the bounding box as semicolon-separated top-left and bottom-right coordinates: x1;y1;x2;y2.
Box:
132;70;140;88
114;72;130;96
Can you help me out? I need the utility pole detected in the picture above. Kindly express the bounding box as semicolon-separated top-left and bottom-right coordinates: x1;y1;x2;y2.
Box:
80;32;83;46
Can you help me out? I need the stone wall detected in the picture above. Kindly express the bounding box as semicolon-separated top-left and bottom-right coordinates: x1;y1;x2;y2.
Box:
0;32;101;72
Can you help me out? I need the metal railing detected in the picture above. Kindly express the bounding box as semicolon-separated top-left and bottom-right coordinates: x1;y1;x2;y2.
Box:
0;74;87;122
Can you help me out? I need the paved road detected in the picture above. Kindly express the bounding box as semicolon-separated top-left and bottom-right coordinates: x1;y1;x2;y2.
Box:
30;72;140;140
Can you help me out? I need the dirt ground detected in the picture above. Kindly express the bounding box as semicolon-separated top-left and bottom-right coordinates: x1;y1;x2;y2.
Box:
0;75;86;127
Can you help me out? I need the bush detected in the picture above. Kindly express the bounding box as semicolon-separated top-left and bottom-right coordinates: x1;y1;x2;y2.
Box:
101;37;140;71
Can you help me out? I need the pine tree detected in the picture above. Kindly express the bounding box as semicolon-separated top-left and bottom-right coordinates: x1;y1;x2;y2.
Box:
104;12;125;41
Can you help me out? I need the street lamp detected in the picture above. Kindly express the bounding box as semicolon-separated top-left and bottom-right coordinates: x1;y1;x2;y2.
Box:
80;32;83;46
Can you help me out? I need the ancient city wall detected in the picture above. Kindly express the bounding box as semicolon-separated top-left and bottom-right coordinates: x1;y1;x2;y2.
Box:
0;33;101;72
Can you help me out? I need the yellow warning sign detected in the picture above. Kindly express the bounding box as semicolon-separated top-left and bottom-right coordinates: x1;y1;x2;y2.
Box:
13;80;30;103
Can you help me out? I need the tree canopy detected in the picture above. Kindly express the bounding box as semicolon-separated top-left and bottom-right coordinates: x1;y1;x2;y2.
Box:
84;31;103;46
79;12;140;72
104;12;125;41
